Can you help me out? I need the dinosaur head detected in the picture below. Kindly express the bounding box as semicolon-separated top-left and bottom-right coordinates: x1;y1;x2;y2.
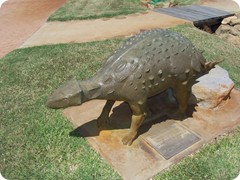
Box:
46;78;83;109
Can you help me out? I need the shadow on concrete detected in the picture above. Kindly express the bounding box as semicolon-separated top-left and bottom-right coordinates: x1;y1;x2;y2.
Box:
69;91;196;139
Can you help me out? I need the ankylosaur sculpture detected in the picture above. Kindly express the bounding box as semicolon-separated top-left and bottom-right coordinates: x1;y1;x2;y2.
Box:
47;29;218;145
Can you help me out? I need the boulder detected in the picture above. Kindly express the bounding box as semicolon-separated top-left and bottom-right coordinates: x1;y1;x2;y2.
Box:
230;27;240;36
215;14;240;47
221;16;237;25
229;19;240;26
215;25;231;35
218;33;229;39
235;24;240;31
236;13;240;19
189;65;234;109
227;34;240;46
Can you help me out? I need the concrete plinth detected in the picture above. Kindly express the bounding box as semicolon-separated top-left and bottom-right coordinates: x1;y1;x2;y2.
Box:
63;89;240;180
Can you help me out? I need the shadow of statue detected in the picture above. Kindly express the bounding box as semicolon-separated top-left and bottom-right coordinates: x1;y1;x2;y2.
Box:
69;90;196;140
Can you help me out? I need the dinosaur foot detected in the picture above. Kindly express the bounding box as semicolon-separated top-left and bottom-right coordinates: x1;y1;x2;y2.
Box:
168;110;187;120
122;131;137;146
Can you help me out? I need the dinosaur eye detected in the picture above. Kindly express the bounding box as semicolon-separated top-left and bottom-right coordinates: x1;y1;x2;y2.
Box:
63;98;69;104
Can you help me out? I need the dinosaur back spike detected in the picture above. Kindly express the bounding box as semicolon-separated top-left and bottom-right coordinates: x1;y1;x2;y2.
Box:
202;60;223;72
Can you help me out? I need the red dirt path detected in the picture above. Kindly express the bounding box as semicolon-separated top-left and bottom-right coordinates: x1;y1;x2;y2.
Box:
0;0;66;59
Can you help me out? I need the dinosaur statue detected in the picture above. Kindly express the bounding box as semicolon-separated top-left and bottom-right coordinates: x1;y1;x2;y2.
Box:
47;29;217;146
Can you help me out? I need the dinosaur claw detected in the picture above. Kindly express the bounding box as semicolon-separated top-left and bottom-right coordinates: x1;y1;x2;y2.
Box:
169;110;187;120
122;132;137;146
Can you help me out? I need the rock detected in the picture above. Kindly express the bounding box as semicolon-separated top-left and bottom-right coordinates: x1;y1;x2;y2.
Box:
140;0;150;8
221;16;237;25
163;2;171;8
230;27;240;36
236;13;240;19
227;34;240;46
215;25;231;35
218;33;229;39
230;19;240;26
235;24;240;31
168;2;178;7
148;4;155;9
189;65;234;109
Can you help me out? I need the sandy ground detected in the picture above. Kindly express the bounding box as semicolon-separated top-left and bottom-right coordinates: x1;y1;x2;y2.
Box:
21;11;189;48
200;0;240;12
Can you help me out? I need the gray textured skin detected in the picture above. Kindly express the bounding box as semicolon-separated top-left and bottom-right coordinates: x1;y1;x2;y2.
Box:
47;29;216;145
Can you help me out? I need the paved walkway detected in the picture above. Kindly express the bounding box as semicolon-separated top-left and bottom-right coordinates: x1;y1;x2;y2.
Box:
0;0;65;58
21;11;189;48
0;0;239;58
19;0;240;48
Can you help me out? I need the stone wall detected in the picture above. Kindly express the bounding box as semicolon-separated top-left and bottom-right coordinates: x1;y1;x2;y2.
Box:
215;14;240;46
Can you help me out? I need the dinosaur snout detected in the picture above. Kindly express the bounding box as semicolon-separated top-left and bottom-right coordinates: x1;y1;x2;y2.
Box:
46;78;83;109
46;88;67;109
46;98;52;108
46;94;62;109
46;98;55;109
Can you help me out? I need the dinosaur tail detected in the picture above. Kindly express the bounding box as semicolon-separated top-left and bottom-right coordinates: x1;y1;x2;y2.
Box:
202;60;223;72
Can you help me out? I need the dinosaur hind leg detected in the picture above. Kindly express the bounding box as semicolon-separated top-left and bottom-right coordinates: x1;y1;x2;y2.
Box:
171;82;192;120
122;102;147;146
97;100;115;127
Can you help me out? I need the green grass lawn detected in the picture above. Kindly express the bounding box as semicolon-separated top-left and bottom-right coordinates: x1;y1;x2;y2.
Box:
0;40;122;179
48;0;145;21
48;0;199;22
1;25;240;179
152;0;199;7
155;127;240;179
172;0;199;5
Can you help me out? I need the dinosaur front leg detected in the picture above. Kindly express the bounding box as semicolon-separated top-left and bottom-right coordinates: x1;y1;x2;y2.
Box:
97;100;115;127
122;103;147;146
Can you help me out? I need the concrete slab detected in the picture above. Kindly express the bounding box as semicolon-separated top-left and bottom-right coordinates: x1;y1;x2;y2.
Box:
21;11;189;48
63;89;240;180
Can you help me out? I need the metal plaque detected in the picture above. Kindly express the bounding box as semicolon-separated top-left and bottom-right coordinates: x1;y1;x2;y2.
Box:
142;121;200;159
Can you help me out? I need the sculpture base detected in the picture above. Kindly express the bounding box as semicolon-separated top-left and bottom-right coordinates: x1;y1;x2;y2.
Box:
63;89;240;180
